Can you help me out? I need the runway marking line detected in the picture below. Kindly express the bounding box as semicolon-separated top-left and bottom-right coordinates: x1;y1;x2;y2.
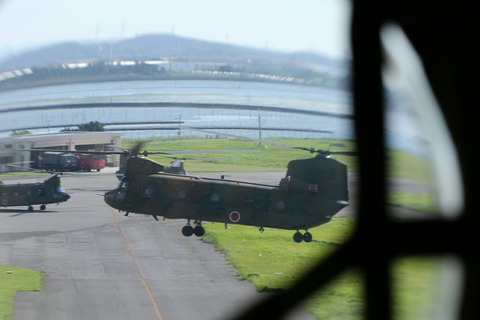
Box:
109;208;164;320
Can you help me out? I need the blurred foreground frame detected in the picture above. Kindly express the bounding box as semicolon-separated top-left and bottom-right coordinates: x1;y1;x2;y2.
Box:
232;1;480;320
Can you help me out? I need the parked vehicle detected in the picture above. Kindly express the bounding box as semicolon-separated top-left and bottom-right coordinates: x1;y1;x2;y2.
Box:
42;152;78;171
41;152;106;172
75;153;106;172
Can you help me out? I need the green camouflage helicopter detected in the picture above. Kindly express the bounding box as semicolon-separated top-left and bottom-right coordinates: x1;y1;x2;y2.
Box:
0;174;70;211
103;143;352;243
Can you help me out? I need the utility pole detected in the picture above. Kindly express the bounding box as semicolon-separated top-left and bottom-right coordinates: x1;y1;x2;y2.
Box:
178;114;182;137
257;110;262;145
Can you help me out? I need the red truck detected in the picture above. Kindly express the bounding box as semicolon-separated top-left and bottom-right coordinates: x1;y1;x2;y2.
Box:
75;154;106;172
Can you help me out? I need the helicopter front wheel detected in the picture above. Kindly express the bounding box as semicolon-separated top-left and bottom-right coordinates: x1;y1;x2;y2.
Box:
303;232;313;243
293;231;303;243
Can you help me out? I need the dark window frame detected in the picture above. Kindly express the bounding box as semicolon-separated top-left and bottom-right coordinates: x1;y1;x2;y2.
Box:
232;1;480;319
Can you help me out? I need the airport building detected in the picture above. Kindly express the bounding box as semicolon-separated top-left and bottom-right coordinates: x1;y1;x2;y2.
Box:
0;132;122;172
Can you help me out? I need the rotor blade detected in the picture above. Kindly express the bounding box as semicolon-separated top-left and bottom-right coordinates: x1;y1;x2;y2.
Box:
18;149;129;155
131;141;149;157
140;150;172;156
291;146;317;153
312;149;358;156
4;161;34;165
126;141;174;157
108;146;127;151
17;148;171;157
2;164;47;173
328;150;358;156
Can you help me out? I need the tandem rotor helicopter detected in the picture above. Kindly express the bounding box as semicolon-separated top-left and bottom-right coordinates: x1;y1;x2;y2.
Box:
100;141;354;243
0;173;71;211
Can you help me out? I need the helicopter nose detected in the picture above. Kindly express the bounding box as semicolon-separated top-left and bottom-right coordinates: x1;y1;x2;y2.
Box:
58;192;70;202
104;190;116;207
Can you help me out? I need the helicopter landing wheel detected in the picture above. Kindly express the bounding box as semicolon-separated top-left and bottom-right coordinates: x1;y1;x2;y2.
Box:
303;232;313;243
40;204;46;211
293;231;303;243
193;225;205;237
182;225;194;237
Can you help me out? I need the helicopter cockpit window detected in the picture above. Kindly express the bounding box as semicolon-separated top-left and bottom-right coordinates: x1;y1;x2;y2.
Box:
116;177;129;193
54;186;66;193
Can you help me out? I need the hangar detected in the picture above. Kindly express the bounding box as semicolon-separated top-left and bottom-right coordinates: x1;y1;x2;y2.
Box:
0;132;122;172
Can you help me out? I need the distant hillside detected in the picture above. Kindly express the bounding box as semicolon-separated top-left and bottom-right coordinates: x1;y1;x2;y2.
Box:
0;34;351;92
0;34;346;73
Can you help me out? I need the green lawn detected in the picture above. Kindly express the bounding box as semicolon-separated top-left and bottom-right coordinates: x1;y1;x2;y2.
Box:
0;265;43;320
203;216;354;291
203;218;441;320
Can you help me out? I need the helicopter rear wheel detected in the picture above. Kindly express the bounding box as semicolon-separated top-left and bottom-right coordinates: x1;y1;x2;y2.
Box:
182;225;194;237
293;231;313;243
303;232;313;243
293;231;303;243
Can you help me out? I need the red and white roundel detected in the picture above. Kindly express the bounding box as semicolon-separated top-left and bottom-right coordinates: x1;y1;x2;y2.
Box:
229;211;241;222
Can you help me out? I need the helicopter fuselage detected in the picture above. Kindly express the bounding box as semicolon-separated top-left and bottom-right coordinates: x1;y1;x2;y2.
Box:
105;171;347;231
103;152;349;242
0;175;70;211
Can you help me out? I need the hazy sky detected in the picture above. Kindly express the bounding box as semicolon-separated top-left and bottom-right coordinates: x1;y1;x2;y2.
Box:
0;0;351;61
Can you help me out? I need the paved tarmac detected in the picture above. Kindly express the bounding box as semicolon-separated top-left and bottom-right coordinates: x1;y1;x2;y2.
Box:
0;169;316;320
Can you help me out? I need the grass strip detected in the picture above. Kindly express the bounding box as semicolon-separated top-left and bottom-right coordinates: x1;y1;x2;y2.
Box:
203;216;442;319
0;265;43;320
